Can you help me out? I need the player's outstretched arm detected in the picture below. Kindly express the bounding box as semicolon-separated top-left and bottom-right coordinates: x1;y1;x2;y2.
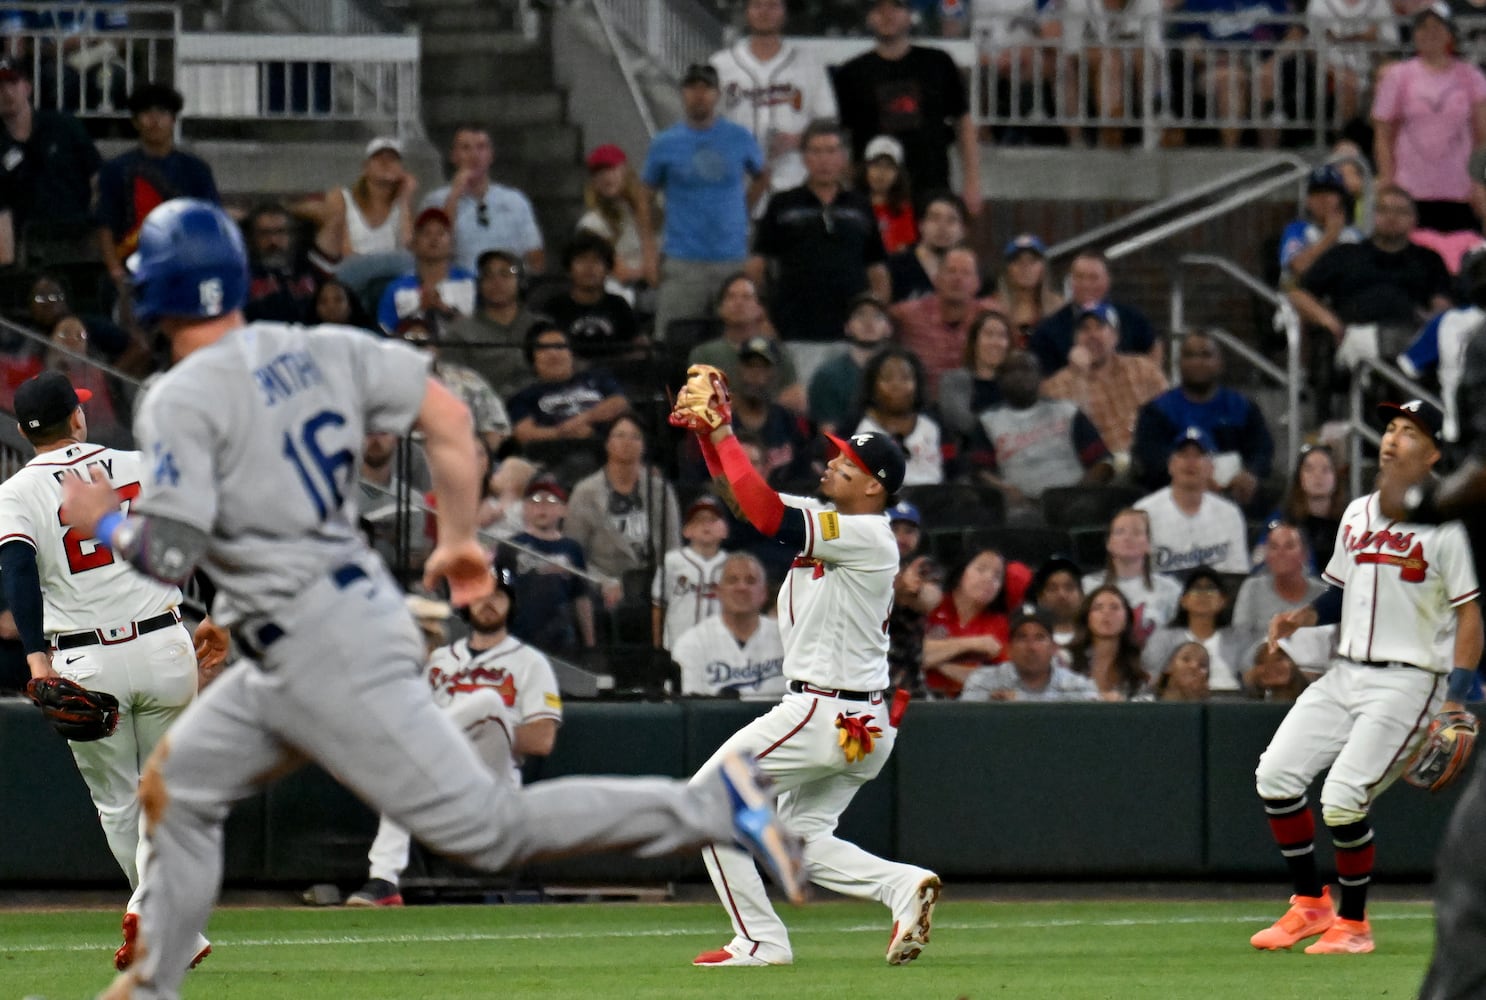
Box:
415;376;493;607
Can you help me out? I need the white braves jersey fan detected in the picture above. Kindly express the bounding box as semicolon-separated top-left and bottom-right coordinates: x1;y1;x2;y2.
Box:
710;40;838;191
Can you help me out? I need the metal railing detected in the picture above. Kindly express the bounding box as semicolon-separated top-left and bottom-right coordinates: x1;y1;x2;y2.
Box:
589;0;659;137
1169;254;1302;469
1346;357;1442;498
258;0;406;36
596;0;725;81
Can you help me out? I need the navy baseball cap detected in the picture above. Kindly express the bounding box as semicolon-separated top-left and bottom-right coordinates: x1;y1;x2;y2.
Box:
888;500;921;526
1307;164;1347;195
1378;399;1444;443
738;335;781;365
1004;233;1047;258
681;63;720;88
1172;426;1218;454
15;372;92;430
825;431;907;495
1010;606;1057;637
1075;302;1116;327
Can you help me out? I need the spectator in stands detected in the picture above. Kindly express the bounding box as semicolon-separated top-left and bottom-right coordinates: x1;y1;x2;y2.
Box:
507;476;597;653
888;501;944;694
1372;3;1486;234
243;203;319;324
1134;427;1251;575
688;273;805;413
1130;331;1274;510
994;233;1064;343
540;232;642;363
577;144;658;295
643;63;765;343
1082;507;1185;643
923;545;1033;697
426;124;544;275
808;294;894;435
671;551;786;699
1267;442;1346;575
0;57;99;265
862;135;918;254
1167;0;1293;150
652;494;730;650
1029;250;1157;375
95;82;218;297
357;431;432;573
1231;520;1325;632
1029;554;1085;655
696;336;813;485
566;411;683;585
977;0;1059;139
892;245;1002;398
508;322;629;448
1051;0;1165;148
481;455;538;539
1278;165;1362;287
834;0;980;213
1397;249;1486;443
23;273;131;365
887;192;969;302
709;0;838;199
1305;0;1397;129
852;346;946;486
305;277;377;332
41;313;127;447
293;136;415;274
937;308;1011;441
376;208;477;334
748;120;890;379
1142;566;1255;694
1041;302;1168;464
445;249;545;400
958;608;1100;702
1068;585;1150;701
1155;641;1211;701
964;348;1113;520
1290;185;1453;357
395;316;510;455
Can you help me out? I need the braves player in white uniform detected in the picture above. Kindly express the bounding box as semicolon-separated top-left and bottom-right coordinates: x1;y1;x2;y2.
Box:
684;414;939;967
709;0;838;197
348;559;563;906
62;200;803;1000
0;372;215;972
1257;399;1481;955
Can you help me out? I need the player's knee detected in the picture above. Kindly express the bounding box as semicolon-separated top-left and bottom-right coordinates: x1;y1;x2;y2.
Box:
1321;802;1368;827
1255;759;1306;801
139;738;172;834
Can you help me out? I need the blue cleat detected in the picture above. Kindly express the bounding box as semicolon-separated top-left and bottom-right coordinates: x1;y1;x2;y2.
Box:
717;752;806;905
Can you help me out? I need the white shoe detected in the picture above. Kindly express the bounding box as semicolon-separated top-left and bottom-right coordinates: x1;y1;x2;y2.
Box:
886;874;941;965
692;945;791;966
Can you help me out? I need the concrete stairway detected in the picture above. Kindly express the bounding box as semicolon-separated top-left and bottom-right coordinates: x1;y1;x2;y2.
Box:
400;0;587;269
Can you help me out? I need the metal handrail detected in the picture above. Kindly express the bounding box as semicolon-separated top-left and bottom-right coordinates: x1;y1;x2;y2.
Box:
1046;155;1308;262
1346;357;1442;499
1170;254;1302;468
1108;167;1313;261
588;0;657;137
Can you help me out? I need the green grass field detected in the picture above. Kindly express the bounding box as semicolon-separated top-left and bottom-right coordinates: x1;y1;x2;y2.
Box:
0;898;1438;1000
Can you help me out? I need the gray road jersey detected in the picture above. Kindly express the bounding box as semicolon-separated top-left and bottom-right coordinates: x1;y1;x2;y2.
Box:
133;322;430;625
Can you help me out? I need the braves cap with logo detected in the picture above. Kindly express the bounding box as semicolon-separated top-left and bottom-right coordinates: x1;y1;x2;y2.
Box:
14;371;92;430
1377;398;1444;443
685;493;728;523
824;431;907;495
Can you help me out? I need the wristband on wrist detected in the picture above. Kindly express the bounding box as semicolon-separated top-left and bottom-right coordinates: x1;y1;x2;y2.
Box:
1447;666;1476;703
94;511;124;550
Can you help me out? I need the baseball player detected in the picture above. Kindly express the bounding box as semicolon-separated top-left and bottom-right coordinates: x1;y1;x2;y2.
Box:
65;200;803;1000
672;369;939;967
0;371;217;972
347;559;562;907
1256;399;1481;955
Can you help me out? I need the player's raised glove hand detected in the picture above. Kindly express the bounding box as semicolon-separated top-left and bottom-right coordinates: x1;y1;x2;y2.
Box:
668;364;732;433
26;676;120;742
1405;708;1479;792
424;540;494;608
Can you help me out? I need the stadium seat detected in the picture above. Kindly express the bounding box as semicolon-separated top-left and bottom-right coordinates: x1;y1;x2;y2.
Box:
899;482;1004;531
961;525;1076;571
1039;484;1144;531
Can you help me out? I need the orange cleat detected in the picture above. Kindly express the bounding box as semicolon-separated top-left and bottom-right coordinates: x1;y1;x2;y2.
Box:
1250;887;1335;950
1304;917;1374;954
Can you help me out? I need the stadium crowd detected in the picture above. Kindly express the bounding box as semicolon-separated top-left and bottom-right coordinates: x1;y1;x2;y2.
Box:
0;0;1482;711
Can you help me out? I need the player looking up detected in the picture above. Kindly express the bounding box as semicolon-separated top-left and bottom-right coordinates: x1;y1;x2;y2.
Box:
671;365;941;967
0;371;221;973
1257;399;1480;955
63;199;803;1000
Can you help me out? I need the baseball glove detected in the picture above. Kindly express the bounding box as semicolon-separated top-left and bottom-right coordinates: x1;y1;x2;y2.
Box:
26;676;120;742
1404;709;1479;793
668;364;732;433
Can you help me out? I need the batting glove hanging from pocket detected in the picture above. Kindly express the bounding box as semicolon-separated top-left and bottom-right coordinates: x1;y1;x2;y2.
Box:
835;713;883;764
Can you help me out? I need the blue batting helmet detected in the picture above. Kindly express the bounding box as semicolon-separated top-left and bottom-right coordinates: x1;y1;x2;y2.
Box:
127;199;248;324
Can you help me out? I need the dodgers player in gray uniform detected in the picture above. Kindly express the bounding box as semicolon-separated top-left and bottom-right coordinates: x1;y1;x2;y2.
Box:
62;200;804;1000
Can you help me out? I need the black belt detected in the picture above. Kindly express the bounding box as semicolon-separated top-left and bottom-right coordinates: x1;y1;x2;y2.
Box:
54;608;182;650
788;680;879;702
234;564;368;657
1356;658;1424;670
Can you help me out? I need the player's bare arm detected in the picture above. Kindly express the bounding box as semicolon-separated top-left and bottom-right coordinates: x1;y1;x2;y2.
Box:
1267;603;1320;653
415;376;493;607
514;718;558;757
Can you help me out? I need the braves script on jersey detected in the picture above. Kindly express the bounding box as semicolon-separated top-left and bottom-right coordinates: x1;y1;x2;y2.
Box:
0;444;180;633
777;495;898;692
1323;493;1478;668
653;547;727;649
710;40;837;191
425;635;562;775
